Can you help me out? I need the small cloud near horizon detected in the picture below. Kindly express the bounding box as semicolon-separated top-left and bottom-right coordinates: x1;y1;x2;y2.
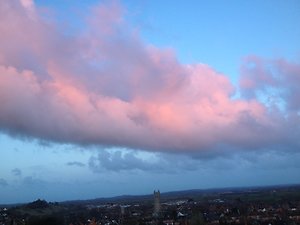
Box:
66;161;85;167
12;168;22;176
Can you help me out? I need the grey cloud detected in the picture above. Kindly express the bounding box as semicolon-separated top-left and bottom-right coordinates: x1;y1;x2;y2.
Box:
88;149;199;173
89;150;155;172
242;151;300;170
89;147;300;175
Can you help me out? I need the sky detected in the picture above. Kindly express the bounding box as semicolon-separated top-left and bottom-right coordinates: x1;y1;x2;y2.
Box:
0;0;300;204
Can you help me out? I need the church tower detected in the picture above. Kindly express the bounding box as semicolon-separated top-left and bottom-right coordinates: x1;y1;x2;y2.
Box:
153;190;161;217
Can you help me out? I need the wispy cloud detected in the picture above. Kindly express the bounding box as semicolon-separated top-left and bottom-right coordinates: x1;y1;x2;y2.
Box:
0;0;299;156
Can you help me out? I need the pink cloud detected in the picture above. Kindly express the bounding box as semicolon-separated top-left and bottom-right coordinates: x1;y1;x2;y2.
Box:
239;55;300;112
0;0;299;154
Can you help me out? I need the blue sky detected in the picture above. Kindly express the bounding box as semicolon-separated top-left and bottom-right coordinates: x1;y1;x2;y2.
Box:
0;0;300;204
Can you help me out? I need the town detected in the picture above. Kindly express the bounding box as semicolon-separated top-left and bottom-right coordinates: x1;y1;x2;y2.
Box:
1;185;300;225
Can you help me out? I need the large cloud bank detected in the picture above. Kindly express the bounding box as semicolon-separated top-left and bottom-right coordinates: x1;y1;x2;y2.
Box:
0;0;299;153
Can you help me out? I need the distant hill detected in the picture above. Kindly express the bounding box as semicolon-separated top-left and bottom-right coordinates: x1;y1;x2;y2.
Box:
1;183;300;207
60;183;300;206
26;199;49;209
